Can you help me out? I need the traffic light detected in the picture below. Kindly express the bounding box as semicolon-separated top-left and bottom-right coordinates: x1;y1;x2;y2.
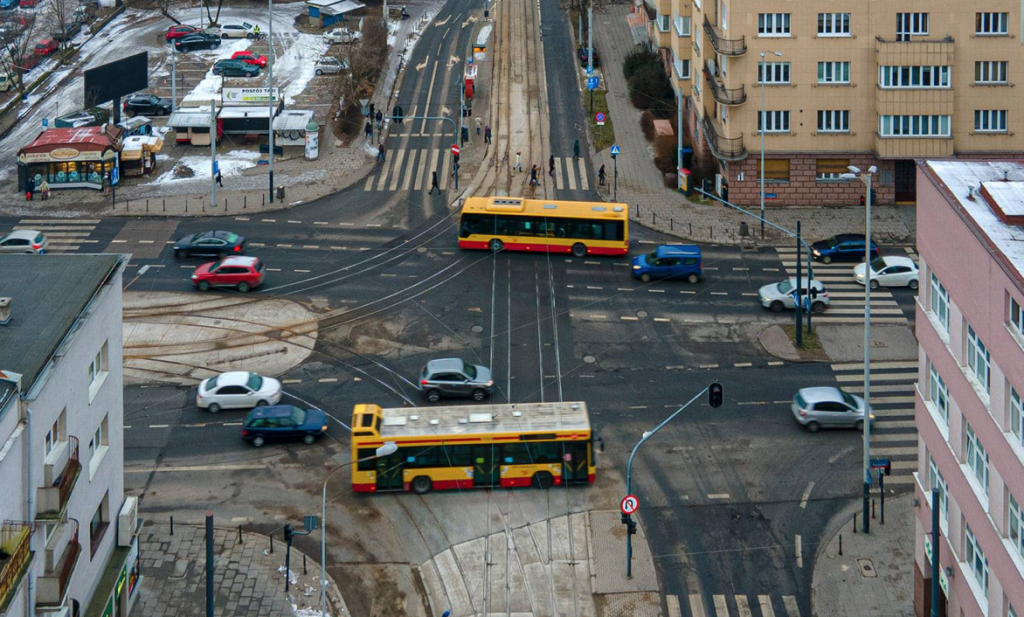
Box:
453;153;460;165
627;519;637;535
809;287;819;299
708;382;724;408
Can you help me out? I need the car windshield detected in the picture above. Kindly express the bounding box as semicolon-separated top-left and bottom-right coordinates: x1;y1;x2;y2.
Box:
794;392;807;408
821;236;838;247
290;407;306;425
246;373;263;391
777;280;794;294
461;362;477;379
840;391;858;409
34;234;43;243
223;232;240;243
208;375;220;389
645;250;659;262
870;257;887;272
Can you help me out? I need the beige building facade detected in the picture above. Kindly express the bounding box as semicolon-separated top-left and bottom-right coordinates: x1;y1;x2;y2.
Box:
645;0;1024;206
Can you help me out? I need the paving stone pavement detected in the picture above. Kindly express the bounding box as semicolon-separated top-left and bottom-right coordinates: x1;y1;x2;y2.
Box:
591;5;918;247
136;521;348;617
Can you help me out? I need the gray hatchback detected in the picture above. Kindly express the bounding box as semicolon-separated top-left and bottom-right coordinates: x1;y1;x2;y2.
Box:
791;387;871;432
419;358;494;403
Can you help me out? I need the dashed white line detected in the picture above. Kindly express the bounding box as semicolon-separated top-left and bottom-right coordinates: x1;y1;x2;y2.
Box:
679;290;696;295
732;267;749;271
649;289;665;293
294;269;311;273
768;361;785;366
267;268;282;272
707;493;730;499
699;364;719;369
653;317;670;322
586;285;603;290
710;292;728;296
288;220;302;224
620;316;639;321
277;243;293;248
799;481;815;509
149;424;169;428
628;405;648;409
339;222;355;226
235;217;250;221
734;362;752;368
313;221;329;225
262;219;276;222
282;379;303;384
318;378;338;383
796;534;803;568
585;260;600;265
302;245;319;249
741;292;758;297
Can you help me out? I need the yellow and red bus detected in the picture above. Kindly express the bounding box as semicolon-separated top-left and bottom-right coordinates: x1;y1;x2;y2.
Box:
458;196;629;257
351;401;595;493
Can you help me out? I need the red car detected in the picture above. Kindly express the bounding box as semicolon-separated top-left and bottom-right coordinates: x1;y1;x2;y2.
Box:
34;39;58;56
166;25;200;41
191;256;265;292
19;0;38;7
231;50;267;68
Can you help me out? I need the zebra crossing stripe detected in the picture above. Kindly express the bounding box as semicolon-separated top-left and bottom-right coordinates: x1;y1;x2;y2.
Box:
759;595;776;617
414;148;429;190
375;152;395;191
735;595;753;617
364;168;376;191
388;148;407;191
440;149;451;189
554;157;565;189
714;595;729;616
566;158;577;191
401;149;417;191
428;149;441;190
578;157;590;191
783;596;800;616
666;595;682;617
689;595;707;617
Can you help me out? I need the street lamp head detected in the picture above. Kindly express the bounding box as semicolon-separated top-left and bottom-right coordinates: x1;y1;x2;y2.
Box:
867;165;878;174
760;50;782;58
839;173;857;180
376;442;398;457
847;165;862;174
772;51;783;57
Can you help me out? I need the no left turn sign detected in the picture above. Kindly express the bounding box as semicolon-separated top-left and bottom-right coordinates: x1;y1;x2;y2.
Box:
620;494;639;515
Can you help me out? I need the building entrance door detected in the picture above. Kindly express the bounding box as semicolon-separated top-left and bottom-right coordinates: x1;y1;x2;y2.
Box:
894;159;917;204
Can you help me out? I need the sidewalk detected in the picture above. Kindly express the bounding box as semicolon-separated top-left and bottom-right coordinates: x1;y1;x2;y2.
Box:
811;494;915;617
136;520;348;617
591;5;917;247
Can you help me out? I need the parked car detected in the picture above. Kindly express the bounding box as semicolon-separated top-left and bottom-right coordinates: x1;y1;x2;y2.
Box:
51;23;82;42
174;33;221;52
631;244;702;283
241;405;327;447
174;231;247;258
314;56;347;75
792;387;871;433
418;358;494;403
0;230;47;254
577;46;600;68
0;0;19;9
191;255;265;292
231;50;267;68
853;256;919;290
123;94;171;117
323;27;361;44
212;59;260;77
34;39;58;56
165;24;199;41
758;277;829;313
811;233;879;264
196;371;282;412
219;22;256;39
0;72;17;92
72;5;93;24
19;0;39;7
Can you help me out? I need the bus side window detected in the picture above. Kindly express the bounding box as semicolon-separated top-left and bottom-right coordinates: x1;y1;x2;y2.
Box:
529;442;559;464
589;224;605;240
439;444;471;466
605;221;622;241
357;448;377;470
502;443;532;464
553;220;568;238
567;219;590;239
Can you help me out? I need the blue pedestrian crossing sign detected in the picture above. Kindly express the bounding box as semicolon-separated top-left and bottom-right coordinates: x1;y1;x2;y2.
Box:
111;165;119;186
587;76;599;90
610;145;621;156
42;118;48;127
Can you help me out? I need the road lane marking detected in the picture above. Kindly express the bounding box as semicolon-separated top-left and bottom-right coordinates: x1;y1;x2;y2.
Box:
699;364;719;369
734;362;752;368
294;269;311;273
667;595;682;617
736;596;752;617
649;289;665;293
799;481;815;509
653;317;670;322
707;493;730;499
688;595;706;617
282;379;303;384
710;292;728;296
714;596;729;617
783;596;800;617
262;219;276;222
796;534;803;568
149;424;169;428
758;595;775;617
768;361;785;366
288;220;302;224
620;316;638;321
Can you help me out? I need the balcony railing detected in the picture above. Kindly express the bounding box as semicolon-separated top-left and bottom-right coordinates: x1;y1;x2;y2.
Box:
36;436;80;521
36;519;79;609
703;16;746;56
703;68;746;105
0;521;33;612
702;114;747;161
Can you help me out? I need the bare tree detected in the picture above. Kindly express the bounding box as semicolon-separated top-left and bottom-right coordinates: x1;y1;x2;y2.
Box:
205;0;226;27
158;0;183;25
45;0;75;61
0;19;39;99
330;16;388;115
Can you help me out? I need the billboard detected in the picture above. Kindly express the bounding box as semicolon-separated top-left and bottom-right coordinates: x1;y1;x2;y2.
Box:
222;87;280;104
83;52;149;107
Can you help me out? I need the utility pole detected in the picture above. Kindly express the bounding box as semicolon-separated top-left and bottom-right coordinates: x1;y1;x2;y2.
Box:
170;44;177;112
862;169;874;534
930;488;941;617
267;0;275;202
210;98;217;207
795;220;803;348
205;512;214;617
587;6;593;77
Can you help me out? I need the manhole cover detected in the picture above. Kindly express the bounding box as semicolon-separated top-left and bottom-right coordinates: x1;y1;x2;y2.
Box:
583;355;596;364
857;558;877;578
417;247;427;253
471;325;484;333
637;311;648;318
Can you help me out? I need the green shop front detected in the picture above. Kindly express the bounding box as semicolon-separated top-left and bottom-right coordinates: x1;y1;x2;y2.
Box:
16;125;123;193
84;508;141;617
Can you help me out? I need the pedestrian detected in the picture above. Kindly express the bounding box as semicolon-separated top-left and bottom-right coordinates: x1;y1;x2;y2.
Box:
215;171;223;187
530;165;539;187
514;152;522;172
40;179;50;200
484;125;491;144
598;164;606;186
377;143;386;163
548;154;555;176
364;121;373;139
573;139;580;161
429;170;440;194
475;117;482;135
375;109;383;131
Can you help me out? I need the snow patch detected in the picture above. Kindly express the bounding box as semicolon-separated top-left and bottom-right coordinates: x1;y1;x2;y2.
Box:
152;150;262;184
476;24;492;46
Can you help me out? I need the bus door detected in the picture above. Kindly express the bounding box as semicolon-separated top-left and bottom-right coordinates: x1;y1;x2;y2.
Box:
561;441;590;484
375;452;404;491
471;445;500;487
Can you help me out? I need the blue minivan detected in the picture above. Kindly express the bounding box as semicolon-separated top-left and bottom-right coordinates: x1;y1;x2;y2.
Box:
631;244;702;283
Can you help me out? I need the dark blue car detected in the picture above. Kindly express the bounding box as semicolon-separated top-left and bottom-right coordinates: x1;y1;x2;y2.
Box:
810;234;879;264
241;405;327;447
631;244;702;283
0;0;19;10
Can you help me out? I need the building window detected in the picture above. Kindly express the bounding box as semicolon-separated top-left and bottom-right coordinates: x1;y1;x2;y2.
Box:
975;110;1008;133
929;455;949;524
693;77;701;100
88;341;109;401
44;411;65;458
88;414;109;479
1011;388;1022;447
720;0;727;30
755;159;791;182
896;13;929;40
658;12;670;32
976;12;1009;35
89;492;110;558
878;115;951;138
758;62;790;84
817;111;850;133
758;110;790;133
1010;493;1024;562
818;13;850;36
964;524;989;596
975;61;1008;84
758;13;791;37
818;61;851;84
931;273;949;333
816;158;851;180
967;325;991;394
965;422;990;492
675;15;691;37
694;27;702;55
720;103;728;123
878;65;950;89
929;363;949;426
1012;297;1023;335
675;57;690;80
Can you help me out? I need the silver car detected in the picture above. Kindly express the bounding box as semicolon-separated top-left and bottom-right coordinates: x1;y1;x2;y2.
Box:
196;371;282;412
792;387;872;432
758;277;829;313
419;358;495;403
0;230;48;254
314;56;348;75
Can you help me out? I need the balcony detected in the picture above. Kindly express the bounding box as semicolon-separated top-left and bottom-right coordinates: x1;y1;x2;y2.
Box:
703;67;746;105
0;522;34;612
875;36;954;66
702;114;747;161
36;436;81;521
36;519;80;609
703;16;746;56
875;134;953;159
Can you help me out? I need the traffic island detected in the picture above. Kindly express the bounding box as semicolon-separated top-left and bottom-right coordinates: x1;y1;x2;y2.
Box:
758;324;829;362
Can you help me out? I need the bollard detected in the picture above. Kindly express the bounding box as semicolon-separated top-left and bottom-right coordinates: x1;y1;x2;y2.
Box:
872;498;876;520
303;553;307;575
146;199;149;212
853;512;857;533
838;534;843;556
238;525;243;544
126;200;129;211
170;515;174;536
689;223;692;235
653;212;657;225
262;193;266;207
269;532;274;554
163;199;166;212
710;226;713;238
185;199;188;213
670;218;673;231
224;197;227;209
244;195;247;209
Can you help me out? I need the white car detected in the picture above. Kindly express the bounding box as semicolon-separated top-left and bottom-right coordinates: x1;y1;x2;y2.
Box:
853;256;919;290
196;371;282;412
0;230;48;254
323;27;361;44
758;278;829;313
314;56;348;75
219;22;257;39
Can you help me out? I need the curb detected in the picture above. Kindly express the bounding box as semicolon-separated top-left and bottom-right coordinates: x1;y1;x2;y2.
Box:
809;498;862;617
756;324;829;364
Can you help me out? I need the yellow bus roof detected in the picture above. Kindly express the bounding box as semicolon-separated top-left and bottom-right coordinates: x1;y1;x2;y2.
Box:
366;401;590;439
461;196;628;220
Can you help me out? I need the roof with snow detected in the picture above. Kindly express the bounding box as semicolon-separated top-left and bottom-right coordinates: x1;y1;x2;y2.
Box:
17;125;122;155
307;0;364;15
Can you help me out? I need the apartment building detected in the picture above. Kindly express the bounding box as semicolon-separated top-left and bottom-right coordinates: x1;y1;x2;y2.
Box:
0;254;141;617
646;0;1024;206
914;160;1024;617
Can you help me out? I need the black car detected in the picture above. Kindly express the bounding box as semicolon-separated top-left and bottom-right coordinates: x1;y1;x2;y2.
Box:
51;23;81;42
578;46;600;68
810;233;880;264
174;32;221;52
212;59;259;77
173;230;247;258
241;405;327;448
123;94;171;117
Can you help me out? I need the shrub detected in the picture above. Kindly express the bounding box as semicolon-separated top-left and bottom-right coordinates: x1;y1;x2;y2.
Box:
640;111;656;141
623;47;659;81
628;63;675;118
653;135;678;175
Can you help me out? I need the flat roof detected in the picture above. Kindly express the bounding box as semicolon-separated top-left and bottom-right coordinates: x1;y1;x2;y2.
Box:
219;106;276;119
274;109;314;131
167;108;217;128
0;255;121;391
376;401;590;439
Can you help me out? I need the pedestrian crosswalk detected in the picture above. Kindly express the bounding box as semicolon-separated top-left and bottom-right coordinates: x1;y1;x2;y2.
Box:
669;593;802;617
11;218;101;253
364;148;448;192
774;247;910;325
830;360;919;489
549;156;590;191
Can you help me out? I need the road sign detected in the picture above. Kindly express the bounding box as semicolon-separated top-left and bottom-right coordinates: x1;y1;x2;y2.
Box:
610;145;621;157
765;193;778;200
42;118;48;127
451;144;460;156
111;165;120;187
595;112;606;126
587;76;599;91
586;66;593;77
620;494;639;515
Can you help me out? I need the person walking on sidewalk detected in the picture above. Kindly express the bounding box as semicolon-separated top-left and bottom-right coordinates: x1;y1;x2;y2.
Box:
364;121;373;140
475;117;482;135
484;125;491;144
215;171;223;187
530;165;540;187
377;143;386;163
514;152;522;172
429;171;440;194
548;154;555;176
573;139;580;161
375;109;383;130
598;165;606;186
40;179;50;200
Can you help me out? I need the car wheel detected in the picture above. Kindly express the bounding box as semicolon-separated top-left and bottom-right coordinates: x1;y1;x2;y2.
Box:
687;273;700;284
805;421;820;433
252;436;265;447
174;249;183;258
822;256;832;264
256;400;268;407
812;302;827;314
213;69;221;76
854;420;864;432
909;279;919;291
425;389;441;403
237;282;250;293
198;280;210;291
207;403;221;413
869;279;880;290
571;243;587;258
532;472;553;489
221;33;229;39
471;388;487;402
315;68;323;75
770;300;784;313
303;434;316;445
412;476;432;494
247;33;255;39
488;239;504;253
640;273;651;283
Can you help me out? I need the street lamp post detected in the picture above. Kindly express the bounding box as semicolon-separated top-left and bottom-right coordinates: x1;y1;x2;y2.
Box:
267;0;275;203
759;50;782;240
320;442;397;616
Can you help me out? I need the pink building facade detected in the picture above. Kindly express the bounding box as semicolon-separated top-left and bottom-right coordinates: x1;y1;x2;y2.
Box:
914;160;1024;617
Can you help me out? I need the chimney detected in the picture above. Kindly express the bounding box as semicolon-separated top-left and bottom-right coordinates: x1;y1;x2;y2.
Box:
1003;168;1010;182
0;297;10;325
967;185;976;201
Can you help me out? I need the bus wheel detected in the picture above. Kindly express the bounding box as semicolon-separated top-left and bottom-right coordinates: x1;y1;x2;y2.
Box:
532;472;553;489
571;243;587;257
489;239;504;253
412;476;432;494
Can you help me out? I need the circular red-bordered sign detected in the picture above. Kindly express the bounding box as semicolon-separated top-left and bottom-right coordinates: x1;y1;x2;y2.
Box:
451;144;460;156
620;494;639;515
